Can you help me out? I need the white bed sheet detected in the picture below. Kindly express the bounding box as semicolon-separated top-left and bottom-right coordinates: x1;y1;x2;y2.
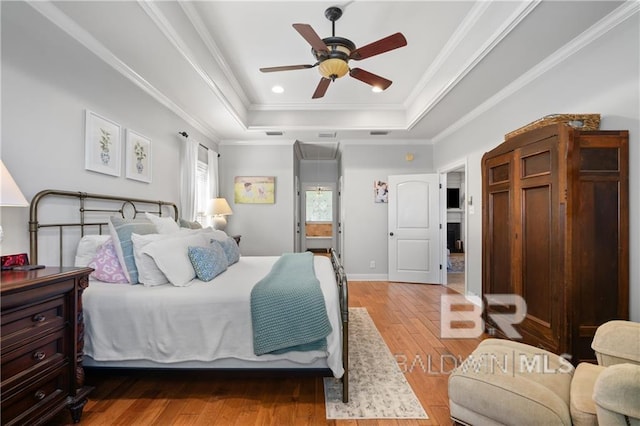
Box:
83;255;344;378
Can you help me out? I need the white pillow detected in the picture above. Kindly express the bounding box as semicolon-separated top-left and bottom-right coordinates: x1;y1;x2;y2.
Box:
142;233;210;287
131;233;170;287
75;235;111;267
199;228;229;242
145;212;180;234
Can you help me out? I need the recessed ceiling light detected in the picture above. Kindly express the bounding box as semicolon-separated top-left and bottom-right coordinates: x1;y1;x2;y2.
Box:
371;86;383;93
272;85;284;94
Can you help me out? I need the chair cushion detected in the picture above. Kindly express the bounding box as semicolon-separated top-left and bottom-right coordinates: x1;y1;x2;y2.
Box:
592;321;640;366
449;339;574;426
570;362;604;426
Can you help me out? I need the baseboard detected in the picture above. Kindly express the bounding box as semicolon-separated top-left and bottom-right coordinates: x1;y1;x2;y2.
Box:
347;274;388;281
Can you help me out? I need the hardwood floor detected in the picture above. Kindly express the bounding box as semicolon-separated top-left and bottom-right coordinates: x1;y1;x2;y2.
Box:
47;281;482;426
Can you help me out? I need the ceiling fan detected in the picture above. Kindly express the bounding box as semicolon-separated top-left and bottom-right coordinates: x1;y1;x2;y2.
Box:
259;6;407;99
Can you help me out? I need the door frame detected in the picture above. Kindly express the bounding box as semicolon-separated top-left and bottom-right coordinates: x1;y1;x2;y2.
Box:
438;158;468;291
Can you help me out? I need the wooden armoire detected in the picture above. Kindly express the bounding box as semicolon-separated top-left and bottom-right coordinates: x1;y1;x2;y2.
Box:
482;123;629;364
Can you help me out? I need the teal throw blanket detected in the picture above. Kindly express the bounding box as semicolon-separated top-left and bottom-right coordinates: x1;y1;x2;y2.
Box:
251;252;332;355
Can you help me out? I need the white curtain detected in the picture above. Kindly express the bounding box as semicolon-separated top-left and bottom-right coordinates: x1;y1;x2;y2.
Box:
179;136;198;221
208;148;219;199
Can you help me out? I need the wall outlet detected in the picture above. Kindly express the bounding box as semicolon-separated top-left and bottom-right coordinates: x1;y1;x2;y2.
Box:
369;260;376;268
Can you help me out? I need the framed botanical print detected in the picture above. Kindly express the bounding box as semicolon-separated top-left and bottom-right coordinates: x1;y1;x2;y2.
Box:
125;129;152;183
84;110;121;177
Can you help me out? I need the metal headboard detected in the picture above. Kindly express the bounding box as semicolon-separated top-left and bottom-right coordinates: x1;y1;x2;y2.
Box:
29;189;179;265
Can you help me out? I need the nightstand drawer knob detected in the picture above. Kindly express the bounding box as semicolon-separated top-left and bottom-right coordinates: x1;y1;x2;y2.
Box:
32;314;46;323
33;351;46;361
34;390;46;401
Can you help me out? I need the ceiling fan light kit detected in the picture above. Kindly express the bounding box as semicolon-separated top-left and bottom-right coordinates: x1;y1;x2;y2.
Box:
260;6;407;99
318;58;349;79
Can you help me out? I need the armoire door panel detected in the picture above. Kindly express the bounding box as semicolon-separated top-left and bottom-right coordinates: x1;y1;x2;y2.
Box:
575;180;621;325
489;163;510;184
521;150;552;178
521;185;552;325
512;136;560;351
580;148;619;171
483;152;513;299
488;190;512;295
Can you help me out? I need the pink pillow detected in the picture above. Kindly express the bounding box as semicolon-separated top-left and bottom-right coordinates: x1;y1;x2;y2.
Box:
88;239;129;283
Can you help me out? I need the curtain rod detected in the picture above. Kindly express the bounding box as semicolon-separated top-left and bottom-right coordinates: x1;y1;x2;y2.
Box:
178;131;220;157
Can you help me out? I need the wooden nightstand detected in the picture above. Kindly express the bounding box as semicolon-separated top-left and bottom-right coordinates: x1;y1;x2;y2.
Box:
1;267;94;425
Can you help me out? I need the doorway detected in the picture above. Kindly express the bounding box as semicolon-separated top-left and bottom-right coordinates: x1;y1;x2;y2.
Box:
439;160;467;295
301;184;336;253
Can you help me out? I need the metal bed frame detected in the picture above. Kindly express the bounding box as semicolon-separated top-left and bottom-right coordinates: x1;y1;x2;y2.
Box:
28;189;349;402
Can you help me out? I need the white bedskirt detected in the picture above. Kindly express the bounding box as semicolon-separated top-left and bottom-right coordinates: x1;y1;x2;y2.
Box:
82;256;344;378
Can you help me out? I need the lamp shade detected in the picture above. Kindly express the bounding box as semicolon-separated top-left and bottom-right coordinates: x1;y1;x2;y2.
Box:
1;160;28;207
206;198;233;217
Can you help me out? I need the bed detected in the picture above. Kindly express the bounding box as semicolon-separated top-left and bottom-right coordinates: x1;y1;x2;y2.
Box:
28;189;349;402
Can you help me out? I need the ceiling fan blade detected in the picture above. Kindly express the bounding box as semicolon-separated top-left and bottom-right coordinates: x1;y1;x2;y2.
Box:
349;68;393;91
350;32;407;60
312;78;331;99
260;64;315;73
293;23;329;53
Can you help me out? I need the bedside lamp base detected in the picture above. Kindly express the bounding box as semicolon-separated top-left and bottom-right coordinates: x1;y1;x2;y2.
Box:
212;215;227;231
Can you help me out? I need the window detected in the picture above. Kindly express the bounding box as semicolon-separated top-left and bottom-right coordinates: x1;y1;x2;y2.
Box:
195;160;209;225
194;145;211;225
305;189;332;222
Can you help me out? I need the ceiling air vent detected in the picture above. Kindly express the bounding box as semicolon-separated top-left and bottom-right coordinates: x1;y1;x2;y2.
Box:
265;131;284;136
318;132;337;139
370;130;389;136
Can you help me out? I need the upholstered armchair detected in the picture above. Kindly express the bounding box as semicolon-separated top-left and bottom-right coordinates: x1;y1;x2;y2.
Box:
448;320;640;426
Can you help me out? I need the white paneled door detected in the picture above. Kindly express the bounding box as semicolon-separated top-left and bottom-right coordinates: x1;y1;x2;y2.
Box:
388;174;441;283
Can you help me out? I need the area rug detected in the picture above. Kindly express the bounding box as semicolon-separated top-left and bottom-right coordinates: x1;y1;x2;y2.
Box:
324;307;428;419
448;253;465;273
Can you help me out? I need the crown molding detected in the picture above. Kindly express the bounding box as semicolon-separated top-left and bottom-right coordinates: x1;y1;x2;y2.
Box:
249;102;405;112
404;1;492;108
139;1;248;130
178;1;252;107
406;0;541;130
433;0;640;145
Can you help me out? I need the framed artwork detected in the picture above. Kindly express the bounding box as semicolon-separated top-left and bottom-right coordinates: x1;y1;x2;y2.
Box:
84;110;122;177
234;176;275;204
125;129;152;183
374;180;388;203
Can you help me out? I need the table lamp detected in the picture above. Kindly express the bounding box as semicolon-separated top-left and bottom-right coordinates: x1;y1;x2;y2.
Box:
206;198;233;231
1;160;29;243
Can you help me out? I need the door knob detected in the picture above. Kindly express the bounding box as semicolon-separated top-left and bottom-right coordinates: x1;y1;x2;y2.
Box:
389;232;394;236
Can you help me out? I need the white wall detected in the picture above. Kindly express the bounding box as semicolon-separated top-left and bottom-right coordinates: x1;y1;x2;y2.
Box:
299;159;338;184
433;14;640;320
0;2;215;260
217;143;295;256
341;144;434;278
